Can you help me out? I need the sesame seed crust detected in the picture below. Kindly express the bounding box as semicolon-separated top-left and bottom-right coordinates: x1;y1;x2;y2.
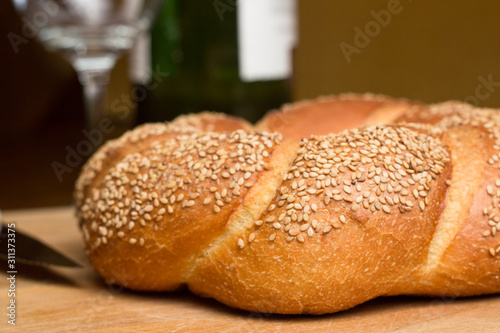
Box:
74;112;252;210
398;102;500;260
74;112;267;289
79;129;282;251
245;125;450;246
188;124;453;315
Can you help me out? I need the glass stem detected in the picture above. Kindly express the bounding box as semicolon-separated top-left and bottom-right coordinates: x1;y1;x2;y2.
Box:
73;55;117;131
77;69;111;131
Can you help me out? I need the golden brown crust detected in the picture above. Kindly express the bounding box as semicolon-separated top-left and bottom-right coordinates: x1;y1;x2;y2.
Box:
256;93;421;141
74;112;250;210
188;125;451;314
394;103;500;296
75;98;500;315
168;111;253;132
79;128;288;290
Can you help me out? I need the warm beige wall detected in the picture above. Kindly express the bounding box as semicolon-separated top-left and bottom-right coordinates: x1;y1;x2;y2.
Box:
295;0;500;106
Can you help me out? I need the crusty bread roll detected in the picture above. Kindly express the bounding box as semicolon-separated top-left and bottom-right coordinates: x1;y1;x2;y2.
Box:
75;95;500;314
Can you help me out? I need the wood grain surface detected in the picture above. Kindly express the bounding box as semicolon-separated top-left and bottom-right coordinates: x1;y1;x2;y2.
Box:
1;206;499;332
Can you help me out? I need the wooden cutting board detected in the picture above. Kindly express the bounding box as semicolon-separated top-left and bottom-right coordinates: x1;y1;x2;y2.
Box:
1;206;499;332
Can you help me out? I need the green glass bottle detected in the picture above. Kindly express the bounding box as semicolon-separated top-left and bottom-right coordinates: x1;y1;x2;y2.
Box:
139;0;296;124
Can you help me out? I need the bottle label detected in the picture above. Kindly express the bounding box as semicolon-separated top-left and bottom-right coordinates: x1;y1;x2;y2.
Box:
237;0;296;82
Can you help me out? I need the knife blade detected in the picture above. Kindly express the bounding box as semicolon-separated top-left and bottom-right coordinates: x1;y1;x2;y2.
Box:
0;222;83;268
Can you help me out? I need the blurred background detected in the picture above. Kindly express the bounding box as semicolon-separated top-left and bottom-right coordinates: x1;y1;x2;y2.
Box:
2;0;500;210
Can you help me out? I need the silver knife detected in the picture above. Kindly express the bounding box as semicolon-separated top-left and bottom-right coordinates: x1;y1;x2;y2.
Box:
0;222;82;268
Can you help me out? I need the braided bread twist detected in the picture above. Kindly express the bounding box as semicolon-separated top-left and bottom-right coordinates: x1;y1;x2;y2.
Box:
75;94;500;314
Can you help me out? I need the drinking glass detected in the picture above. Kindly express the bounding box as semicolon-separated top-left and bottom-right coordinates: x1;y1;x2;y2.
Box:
13;0;163;130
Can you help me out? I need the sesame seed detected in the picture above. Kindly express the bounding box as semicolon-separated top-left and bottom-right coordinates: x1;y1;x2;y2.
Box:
487;185;494;196
98;226;108;236
237;238;245;248
248;233;256;243
289;227;300;236
265;216;275;223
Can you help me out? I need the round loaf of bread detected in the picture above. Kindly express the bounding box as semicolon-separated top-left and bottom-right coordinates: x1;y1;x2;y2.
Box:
75;96;500;314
